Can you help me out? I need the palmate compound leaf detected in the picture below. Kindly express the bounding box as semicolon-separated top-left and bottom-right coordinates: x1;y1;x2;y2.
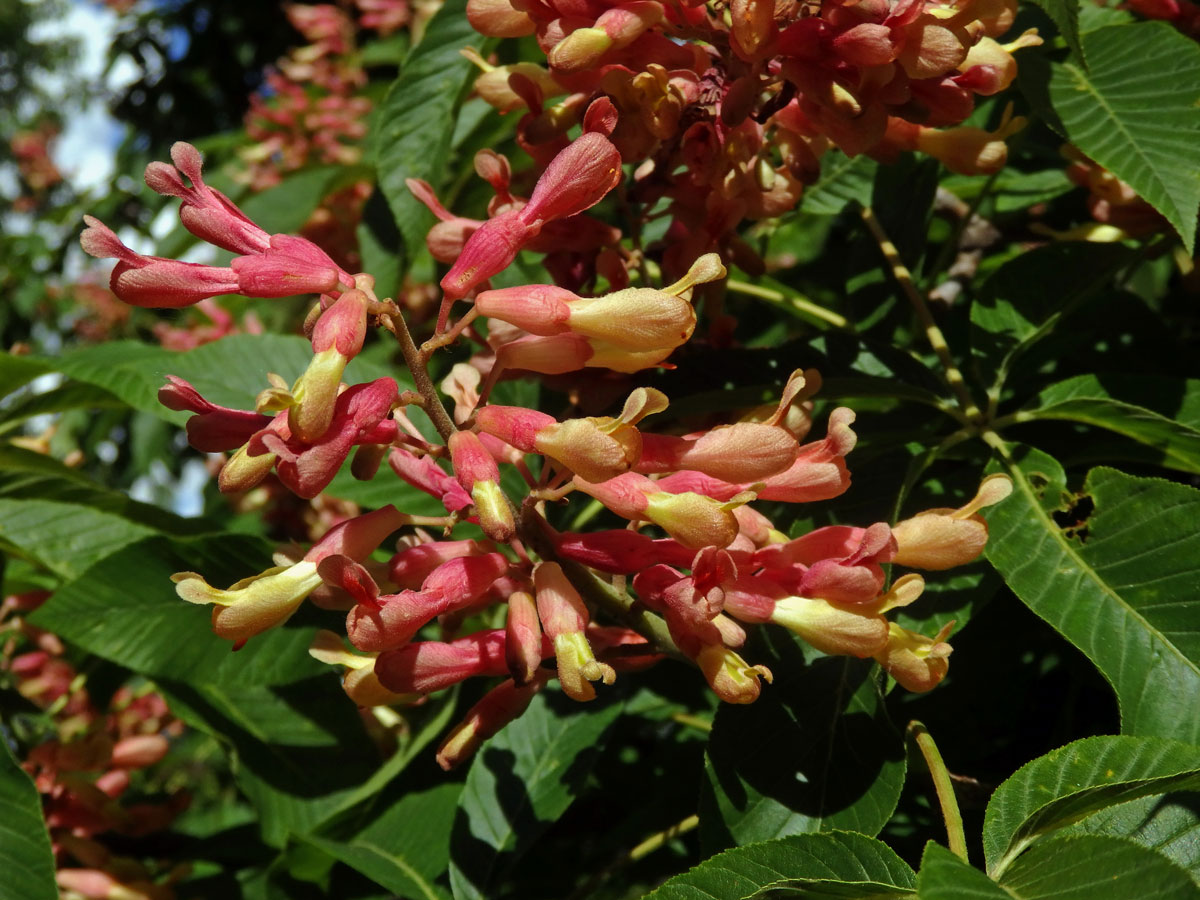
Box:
642;831;916;899
983;447;1200;743
1047;22;1200;253
982;735;1200;878
0;740;56;900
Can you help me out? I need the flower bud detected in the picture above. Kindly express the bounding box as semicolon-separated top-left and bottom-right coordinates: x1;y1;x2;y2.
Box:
309;630;418;706
373;630;511;694
436;676;547;770
466;0;535;37
637;422;797;481
874;622;954;692
912;111;1027;176
173;560;323;648
730;0;775;58
696;644;771;704
109;735;169;770
892;474;1012;569
505;591;544;685
548;27;613;72
642;490;753;550
218;442;277;493
769;595;890;658
535;562;615;701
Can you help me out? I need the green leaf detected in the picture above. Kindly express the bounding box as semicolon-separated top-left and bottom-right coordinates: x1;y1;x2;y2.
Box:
916;842;1009;900
29;535;328;687
984;450;1200;742
969;242;1128;397
1020;374;1200;474
0;739;56;900
1026;0;1084;61
0;379;123;430
158;676;377;846
983;735;1200;877
1062;792;1200;883
0;351;52;398
306;782;459;900
643;831;916;899
374;0;488;270
998;834;1198;899
802;151;878;216
701;643;905;849
53;341;178;418
0;498;158;580
448;691;623;900
1048;23;1200;253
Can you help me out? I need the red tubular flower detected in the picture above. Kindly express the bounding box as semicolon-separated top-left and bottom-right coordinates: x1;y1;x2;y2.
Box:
251;378;397;498
373;629;526;694
388;448;474;512
346;553;511;652
438;129;623;316
143;141;271;255
636;423;798;482
388;538;494;589
534;562;615;701
157;376;271;452
552;528;696;574
284;288;371;442
448;430;515;542
436;675;548;770
172;505;410;647
80;217;241;309
574;471;752;550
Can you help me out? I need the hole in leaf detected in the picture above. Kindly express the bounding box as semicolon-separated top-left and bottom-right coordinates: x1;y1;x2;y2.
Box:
1053;493;1094;543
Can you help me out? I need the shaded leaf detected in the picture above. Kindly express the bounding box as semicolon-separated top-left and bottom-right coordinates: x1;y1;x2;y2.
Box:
448;691;623;900
984;450;1200;743
969;243;1128;397
701;637;905;850
374;0;488;270
1021;374;1200;474
158;676;377;847
0;739;56;900
306;782;459;900
1026;0;1084;61
983;735;1200;877
998;834;1197;899
802;151;877;216
1062;792;1200;883
1048;23;1200;252
643;831;916;899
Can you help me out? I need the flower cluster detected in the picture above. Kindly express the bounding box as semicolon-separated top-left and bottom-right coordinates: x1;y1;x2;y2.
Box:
2;592;187;900
82;139;1012;770
443;0;1039;280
